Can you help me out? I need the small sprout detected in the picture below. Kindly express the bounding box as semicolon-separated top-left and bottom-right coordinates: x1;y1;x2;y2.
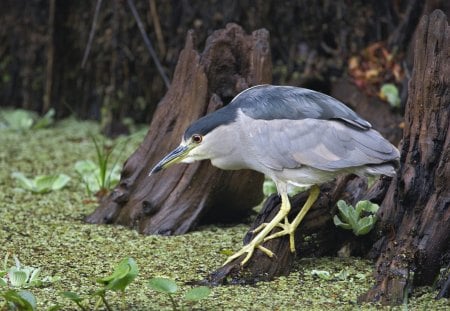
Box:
96;257;138;292
380;83;400;108
60;291;87;311
61;257;138;311
75;136;125;197
1;255;48;288
11;172;70;194
148;277;211;311
333;200;380;236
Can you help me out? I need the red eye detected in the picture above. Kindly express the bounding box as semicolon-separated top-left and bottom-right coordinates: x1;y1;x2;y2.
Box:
192;134;203;143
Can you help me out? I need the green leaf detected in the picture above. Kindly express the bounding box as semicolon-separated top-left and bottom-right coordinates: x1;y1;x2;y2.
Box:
1;289;36;311
184;286;211;301
336;200;351;222
310;270;332;280
50;174;71;191
356;200;379;214
97;257;138;292
34;175;58;193
33;108;55;129
333;215;352;230
60;291;83;303
11;172;36;192
18;290;37;310
148;277;178;294
74;160;97;175
46;305;62;311
12;173;70;194
334;269;350;281
0;278;7;286
1;109;35;131
380;83;400;108
9;269;28;287
355;215;377;236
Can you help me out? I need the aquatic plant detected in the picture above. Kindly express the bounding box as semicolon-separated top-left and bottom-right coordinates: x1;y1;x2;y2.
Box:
11;172;70;194
74;136;123;197
62;257;138;311
148;277;211;311
333;200;380;236
0;108;55;131
0;254;55;289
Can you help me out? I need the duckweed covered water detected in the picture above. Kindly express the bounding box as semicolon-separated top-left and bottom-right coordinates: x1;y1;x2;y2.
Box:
0;118;448;310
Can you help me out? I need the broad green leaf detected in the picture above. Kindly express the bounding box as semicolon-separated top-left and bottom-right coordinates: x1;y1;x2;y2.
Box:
148;277;178;294
356;200;379;214
60;291;83;303
1;289;35;311
97;257;138;292
9;269;28;287
380;83;400;108
18;290;37;310
355;215;377;236
0;278;7;286
336;200;351;222
2;110;35;131
184;286;211;301
11;172;35;192
50;174;70;191
34;175;58;193
28;267;41;285
333;215;352;230
310;270;331;280
74;160;97;175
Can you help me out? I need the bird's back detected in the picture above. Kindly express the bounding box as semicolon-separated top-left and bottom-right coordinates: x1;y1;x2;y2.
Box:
230;85;372;130
231;85;399;181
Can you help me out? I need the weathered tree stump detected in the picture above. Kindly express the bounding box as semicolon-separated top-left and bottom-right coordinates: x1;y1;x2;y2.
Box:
359;10;449;304
85;24;271;234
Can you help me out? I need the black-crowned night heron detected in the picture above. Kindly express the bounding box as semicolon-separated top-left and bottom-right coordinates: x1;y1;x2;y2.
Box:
150;85;399;266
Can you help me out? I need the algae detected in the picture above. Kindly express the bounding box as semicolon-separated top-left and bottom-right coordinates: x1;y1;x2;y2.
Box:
0;117;448;310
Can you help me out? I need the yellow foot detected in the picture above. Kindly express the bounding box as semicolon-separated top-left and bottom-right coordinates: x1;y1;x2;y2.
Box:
263;221;296;252
223;240;275;266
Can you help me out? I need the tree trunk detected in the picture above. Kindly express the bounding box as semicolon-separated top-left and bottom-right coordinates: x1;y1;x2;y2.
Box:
205;11;450;302
85;24;270;235
360;10;450;305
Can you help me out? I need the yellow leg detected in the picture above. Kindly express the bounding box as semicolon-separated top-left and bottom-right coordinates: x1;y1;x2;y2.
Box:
263;185;320;252
223;192;291;266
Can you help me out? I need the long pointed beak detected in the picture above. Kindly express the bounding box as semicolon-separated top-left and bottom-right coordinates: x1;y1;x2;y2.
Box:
149;145;190;175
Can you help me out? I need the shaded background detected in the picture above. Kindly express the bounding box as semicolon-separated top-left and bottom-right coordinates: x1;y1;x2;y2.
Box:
0;0;447;134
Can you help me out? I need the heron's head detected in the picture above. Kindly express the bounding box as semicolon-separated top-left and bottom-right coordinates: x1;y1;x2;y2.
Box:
149;107;237;175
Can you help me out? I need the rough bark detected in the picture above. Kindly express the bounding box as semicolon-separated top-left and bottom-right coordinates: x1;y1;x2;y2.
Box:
360;10;450;304
85;24;271;234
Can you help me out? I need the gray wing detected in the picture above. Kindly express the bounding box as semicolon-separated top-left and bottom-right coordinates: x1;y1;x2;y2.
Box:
244;117;399;171
232;85;372;130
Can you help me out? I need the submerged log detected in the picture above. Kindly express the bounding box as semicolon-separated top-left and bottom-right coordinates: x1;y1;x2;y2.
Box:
360;10;450;305
85;24;271;234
